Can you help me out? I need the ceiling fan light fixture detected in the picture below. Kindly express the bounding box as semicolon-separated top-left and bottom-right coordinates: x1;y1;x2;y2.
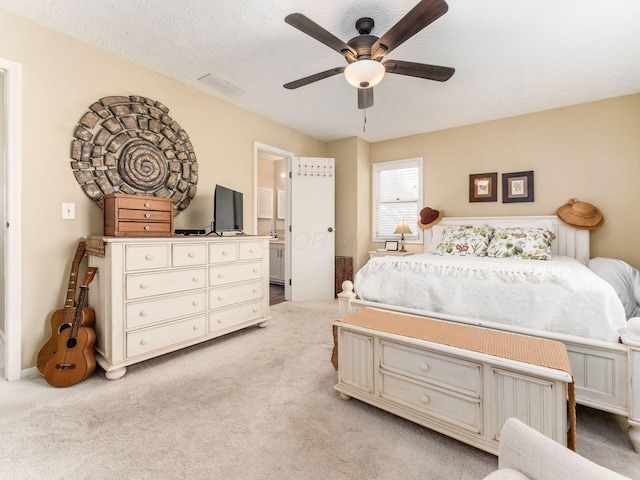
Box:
344;60;385;89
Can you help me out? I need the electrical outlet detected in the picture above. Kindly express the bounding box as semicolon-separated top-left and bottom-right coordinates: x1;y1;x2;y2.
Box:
61;202;75;220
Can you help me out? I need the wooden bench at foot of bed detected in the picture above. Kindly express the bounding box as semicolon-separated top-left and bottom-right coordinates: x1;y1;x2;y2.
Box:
332;308;575;456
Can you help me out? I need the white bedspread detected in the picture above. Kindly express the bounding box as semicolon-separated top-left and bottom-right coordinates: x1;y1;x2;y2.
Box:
354;254;627;342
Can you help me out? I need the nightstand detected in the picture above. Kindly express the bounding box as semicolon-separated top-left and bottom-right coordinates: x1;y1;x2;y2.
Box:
368;251;415;259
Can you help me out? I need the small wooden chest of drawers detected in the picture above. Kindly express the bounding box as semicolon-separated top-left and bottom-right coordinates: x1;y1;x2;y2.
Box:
103;193;174;237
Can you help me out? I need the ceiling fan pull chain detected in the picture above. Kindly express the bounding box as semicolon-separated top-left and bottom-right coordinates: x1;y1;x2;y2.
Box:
363;109;367;132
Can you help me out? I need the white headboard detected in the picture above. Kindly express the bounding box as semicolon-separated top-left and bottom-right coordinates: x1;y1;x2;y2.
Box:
422;215;590;264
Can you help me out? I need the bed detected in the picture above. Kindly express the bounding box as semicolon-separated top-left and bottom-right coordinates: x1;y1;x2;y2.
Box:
338;215;640;452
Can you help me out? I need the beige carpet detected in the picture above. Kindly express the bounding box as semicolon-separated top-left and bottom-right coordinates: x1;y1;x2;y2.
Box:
0;300;637;479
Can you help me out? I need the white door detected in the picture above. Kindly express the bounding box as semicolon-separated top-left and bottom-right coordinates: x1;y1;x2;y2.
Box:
287;157;335;301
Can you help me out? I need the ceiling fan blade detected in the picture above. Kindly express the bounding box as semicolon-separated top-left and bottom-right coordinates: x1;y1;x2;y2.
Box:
384;60;454;82
283;67;346;89
285;13;357;61
358;88;374;109
372;0;449;60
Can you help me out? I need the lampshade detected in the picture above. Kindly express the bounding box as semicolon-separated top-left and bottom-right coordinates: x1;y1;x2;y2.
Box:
393;220;413;235
344;60;385;89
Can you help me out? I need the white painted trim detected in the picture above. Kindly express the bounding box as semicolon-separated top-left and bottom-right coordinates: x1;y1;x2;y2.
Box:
1;57;22;381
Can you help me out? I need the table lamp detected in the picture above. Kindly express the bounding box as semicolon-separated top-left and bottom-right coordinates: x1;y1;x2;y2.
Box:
393;220;413;252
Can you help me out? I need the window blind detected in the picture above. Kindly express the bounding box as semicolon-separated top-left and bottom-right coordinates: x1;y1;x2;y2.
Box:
372;158;423;242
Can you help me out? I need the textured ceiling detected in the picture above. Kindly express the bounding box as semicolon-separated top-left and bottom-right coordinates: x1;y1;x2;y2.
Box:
1;0;639;143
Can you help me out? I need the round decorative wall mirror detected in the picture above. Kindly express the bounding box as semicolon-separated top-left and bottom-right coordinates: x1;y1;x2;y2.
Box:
70;95;198;214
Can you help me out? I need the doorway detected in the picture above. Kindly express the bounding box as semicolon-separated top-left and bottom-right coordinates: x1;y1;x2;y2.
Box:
254;142;291;305
0;69;5;378
1;57;22;381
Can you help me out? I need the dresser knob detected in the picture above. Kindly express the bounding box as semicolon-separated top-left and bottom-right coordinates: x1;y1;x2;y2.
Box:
193;325;199;331
217;319;223;324
144;202;151;208
145;254;153;261
192;277;200;283
139;311;147;317
140;283;148;289
253;308;258;313
420;395;430;404
144;213;151;218
140;339;148;345
188;252;195;258
222;251;228;256
252;289;257;294
218;273;224;278
144;225;150;231
253;268;258;273
420;363;430;372
218;296;223;301
192;300;199;306
249;248;255;253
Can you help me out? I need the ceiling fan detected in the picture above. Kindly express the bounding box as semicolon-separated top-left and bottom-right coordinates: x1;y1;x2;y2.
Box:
283;0;455;109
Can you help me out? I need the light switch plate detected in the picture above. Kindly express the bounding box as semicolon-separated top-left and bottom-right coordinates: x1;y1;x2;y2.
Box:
61;202;75;220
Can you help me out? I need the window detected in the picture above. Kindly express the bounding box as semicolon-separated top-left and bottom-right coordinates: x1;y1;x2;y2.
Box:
372;157;423;243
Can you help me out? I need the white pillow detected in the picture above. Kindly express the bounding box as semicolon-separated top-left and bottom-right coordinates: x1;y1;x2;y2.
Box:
425;225;447;252
588;257;640;319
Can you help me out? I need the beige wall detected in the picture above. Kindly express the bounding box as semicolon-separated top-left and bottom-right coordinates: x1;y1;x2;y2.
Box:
0;9;324;369
370;94;640;268
327;137;371;272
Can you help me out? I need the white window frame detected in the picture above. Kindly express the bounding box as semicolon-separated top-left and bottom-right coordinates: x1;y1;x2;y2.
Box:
372;157;423;244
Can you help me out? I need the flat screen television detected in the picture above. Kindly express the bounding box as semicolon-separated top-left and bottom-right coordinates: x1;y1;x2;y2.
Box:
213;184;244;235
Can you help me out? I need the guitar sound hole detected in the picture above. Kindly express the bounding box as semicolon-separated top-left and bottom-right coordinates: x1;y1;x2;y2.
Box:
57;323;71;334
66;337;77;349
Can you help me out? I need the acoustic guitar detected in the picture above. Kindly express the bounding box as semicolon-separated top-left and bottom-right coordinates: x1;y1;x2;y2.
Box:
44;267;98;388
37;241;95;375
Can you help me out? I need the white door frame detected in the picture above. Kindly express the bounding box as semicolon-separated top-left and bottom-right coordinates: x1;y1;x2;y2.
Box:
253;142;294;300
1;57;22;381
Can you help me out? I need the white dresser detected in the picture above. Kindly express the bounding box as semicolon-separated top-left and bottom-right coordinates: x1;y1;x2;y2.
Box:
88;236;270;379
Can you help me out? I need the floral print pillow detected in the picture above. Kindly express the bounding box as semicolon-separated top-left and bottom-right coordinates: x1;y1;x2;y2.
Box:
433;226;494;256
486;227;556;260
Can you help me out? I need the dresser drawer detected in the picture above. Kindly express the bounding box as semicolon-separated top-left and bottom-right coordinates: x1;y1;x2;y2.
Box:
118;208;172;222
380;341;482;397
380;372;482;434
126;291;207;329
210;262;263;286
208;301;264;333
127;316;207;357
210;281;262;309
111;195;173;211
116;221;172;236
209;243;238;263
125;244;171;271
126;268;206;300
239;241;263;260
172;243;207;266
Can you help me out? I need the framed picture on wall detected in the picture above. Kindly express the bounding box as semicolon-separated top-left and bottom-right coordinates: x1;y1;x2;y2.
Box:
469;172;498;202
502;171;534;203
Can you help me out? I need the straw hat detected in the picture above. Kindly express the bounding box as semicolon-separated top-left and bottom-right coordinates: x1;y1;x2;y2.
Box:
557;198;604;230
417;207;444;229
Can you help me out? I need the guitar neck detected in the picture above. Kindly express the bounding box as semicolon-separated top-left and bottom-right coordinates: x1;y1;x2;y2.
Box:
69;286;88;339
68;266;97;340
62;241;87;321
